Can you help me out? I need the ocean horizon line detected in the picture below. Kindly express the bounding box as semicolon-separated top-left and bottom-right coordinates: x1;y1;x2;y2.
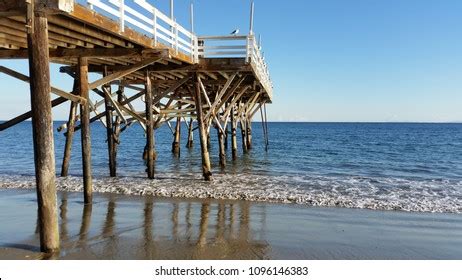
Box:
3;120;462;124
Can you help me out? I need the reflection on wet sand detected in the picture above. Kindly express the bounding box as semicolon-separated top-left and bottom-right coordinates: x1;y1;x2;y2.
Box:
59;194;68;242
197;203;210;247
79;204;92;243
42;194;270;259
3;190;462;260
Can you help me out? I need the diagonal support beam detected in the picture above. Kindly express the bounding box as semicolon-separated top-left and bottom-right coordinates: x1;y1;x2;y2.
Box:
245;91;262;115
222;85;251;128
204;72;237;121
214;75;246;115
71;90;146;134
0;97;67;131
102;84;127;123
152;76;191;105
249;101;264;119
198;76;225;135
89;56;164;90
0;66;86;104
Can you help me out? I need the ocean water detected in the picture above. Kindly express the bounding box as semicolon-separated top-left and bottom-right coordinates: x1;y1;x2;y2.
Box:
0;122;461;213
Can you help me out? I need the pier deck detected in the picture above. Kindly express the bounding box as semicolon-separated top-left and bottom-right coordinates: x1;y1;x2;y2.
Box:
0;0;273;253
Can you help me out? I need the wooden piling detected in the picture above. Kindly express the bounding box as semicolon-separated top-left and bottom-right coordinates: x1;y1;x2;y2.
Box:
193;74;212;181
240;118;248;153
231;106;238;160
27;14;60;253
78;56;93;204
60;81;78;177
145;71;155;179
172;92;181;156
103;68;116;177
112;85;124;168
246;118;252;149
217;127;226;168
186;117;194;148
224;123;229;150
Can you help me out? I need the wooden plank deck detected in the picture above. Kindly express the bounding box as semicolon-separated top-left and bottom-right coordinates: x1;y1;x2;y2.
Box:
0;1;272;100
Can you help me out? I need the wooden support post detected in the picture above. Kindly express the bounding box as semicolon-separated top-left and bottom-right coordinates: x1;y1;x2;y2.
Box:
264;103;269;150
145;71;155;179
27;14;60;253
172;92;181;156
246;118;253;149
193;74;212;181
207;132;211;149
186;117;194;148
224;122;229;150
240;117;248;154
217;126;226;168
103;68;116;177
78;57;92;204
61;81;78;177
112;85;124;166
231;106;238;160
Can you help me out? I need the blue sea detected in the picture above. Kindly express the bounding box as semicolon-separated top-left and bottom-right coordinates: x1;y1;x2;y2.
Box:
0;122;461;213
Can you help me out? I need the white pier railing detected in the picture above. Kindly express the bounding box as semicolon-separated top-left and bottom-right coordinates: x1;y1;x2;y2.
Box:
198;35;273;96
78;0;197;60
76;0;272;95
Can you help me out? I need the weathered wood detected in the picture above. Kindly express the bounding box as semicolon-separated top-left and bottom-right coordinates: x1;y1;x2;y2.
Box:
78;57;92;204
204;73;237;121
246;118;252;149
240;109;248;153
0;0;73;15
60;80;78;177
231;106;238;160
112;86;124;173
145;71;155;179
172;92;181;156
259;104;268;152
0;48;165;59
224;121;229;151
103;68;116;177
217;127;226;168
196;77;225;134
186;117;194;148
0;96;67;131
193;74;212;181
221;85;251;127
152;76;191;105
71;90;146;134
27;14;59;253
207;132;211;149
263;102;269;150
0;66;86;104
89;56;164;90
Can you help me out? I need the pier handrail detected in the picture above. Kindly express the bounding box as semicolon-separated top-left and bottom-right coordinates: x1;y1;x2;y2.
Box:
78;0;197;60
198;35;273;96
75;0;272;95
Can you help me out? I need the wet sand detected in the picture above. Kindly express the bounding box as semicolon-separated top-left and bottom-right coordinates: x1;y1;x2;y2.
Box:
0;189;461;260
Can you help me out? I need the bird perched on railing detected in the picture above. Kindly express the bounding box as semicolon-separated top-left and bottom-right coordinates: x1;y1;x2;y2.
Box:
230;29;239;35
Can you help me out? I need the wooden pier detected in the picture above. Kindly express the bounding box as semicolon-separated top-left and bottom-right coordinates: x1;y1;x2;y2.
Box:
0;0;272;253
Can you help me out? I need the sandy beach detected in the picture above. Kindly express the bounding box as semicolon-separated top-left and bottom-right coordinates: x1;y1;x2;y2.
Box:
0;188;461;260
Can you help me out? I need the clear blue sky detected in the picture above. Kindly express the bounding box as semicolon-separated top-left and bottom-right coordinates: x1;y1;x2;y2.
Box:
1;0;461;122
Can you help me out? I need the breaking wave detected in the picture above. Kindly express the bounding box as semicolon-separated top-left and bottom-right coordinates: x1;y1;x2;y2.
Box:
1;173;461;214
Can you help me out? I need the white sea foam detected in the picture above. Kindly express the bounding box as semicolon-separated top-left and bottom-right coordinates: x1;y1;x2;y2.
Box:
0;173;461;213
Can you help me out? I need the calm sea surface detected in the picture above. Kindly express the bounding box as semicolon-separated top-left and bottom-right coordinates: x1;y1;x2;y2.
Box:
0;122;461;213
